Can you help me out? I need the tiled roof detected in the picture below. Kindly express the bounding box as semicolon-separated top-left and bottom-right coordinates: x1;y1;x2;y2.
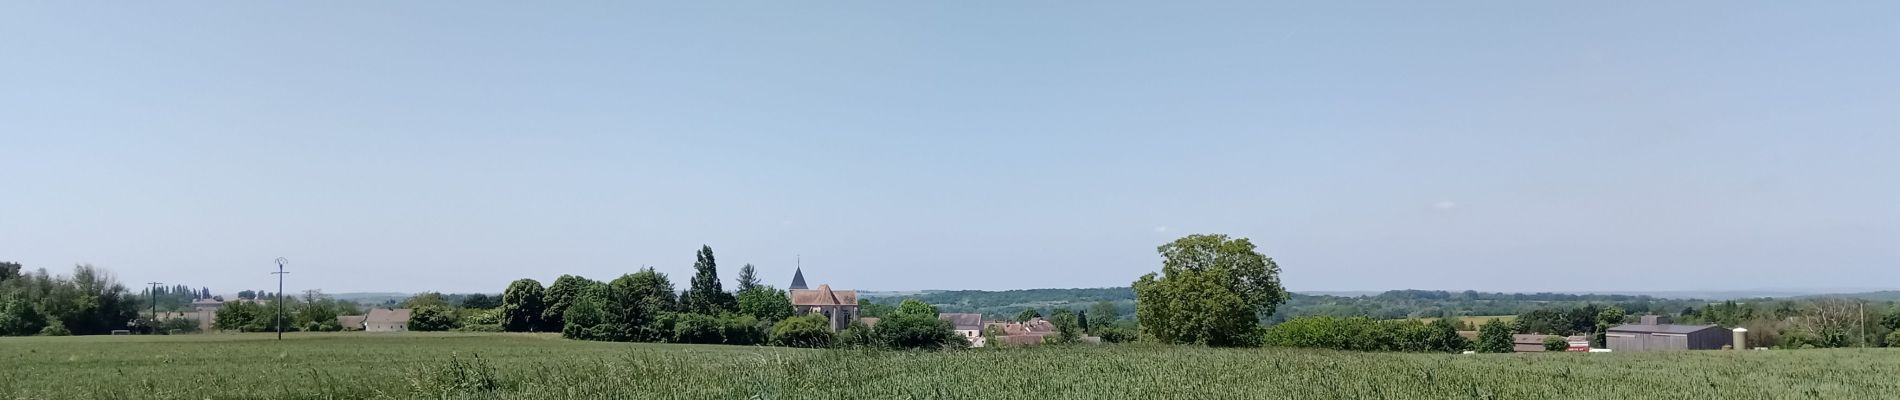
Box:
790;284;857;306
938;313;983;330
366;308;411;324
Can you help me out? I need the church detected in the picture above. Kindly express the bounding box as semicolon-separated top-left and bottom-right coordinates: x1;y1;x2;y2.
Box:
787;267;860;331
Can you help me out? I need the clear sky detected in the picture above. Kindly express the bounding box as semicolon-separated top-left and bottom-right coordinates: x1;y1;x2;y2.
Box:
2;2;1895;295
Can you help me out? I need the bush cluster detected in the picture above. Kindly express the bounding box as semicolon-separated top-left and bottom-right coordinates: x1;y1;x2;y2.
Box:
1262;316;1468;353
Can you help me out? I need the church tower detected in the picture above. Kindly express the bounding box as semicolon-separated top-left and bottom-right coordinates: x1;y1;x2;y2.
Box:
789;267;808;290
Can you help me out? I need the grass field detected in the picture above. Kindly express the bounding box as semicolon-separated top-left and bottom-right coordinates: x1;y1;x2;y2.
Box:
1413;315;1518;326
3;333;1899;399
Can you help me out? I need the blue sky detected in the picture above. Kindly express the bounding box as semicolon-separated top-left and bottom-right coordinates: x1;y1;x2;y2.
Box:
2;2;1895;294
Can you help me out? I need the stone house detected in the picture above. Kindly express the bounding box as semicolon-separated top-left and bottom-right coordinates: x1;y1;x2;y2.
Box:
365;308;411;332
938;313;986;347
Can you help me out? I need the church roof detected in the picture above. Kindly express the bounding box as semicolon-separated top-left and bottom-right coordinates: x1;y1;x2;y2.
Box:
790;284;857;306
789;267;808;290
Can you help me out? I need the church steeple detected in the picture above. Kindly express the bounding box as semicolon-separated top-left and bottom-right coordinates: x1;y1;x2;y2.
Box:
789;267;807;290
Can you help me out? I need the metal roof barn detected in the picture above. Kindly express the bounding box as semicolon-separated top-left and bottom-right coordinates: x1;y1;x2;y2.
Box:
1605;323;1730;351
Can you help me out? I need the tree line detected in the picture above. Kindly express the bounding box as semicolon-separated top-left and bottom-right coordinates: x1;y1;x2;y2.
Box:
1126;234;1900;352
0;262;141;336
452;246;967;350
212;291;363;333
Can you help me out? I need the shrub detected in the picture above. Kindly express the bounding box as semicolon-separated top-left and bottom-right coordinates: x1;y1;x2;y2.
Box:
39;321;71;336
1426;319;1469;352
561;292;613;341
1543;335;1568;352
672;313;723;344
1096;326;1137;344
1262;316;1392;351
770;315;833;348
836;320;877;349
1887;330;1900;348
410;305;462;332
718;314;765;346
461;308;502;327
873;313;967;350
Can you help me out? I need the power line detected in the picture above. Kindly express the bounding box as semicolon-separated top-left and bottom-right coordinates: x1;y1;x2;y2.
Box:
271;257;289;341
146;282;163;333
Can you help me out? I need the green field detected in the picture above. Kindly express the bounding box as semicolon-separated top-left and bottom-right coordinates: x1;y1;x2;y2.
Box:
1414;315;1518;326
3;333;1899;399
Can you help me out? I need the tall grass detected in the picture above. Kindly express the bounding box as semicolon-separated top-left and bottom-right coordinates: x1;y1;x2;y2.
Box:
2;332;1897;399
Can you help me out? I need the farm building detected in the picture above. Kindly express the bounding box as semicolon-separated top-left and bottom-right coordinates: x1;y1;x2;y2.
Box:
1606;316;1729;351
337;315;368;331
364;308;411;332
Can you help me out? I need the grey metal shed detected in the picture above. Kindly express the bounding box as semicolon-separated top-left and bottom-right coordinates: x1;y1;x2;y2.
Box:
1606;323;1730;351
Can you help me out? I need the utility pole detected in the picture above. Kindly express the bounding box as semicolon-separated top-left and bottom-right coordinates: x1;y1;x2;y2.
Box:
146;282;163;333
271;257;289;340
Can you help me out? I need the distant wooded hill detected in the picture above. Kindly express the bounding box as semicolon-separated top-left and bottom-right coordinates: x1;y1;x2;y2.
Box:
858;288;1892;322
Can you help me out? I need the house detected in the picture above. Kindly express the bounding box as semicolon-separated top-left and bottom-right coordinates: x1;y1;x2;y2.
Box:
190;299;221;331
1606;315;1729;351
790;284;858;331
982;318;1098;346
151;299;226;332
365;308;412;332
337;315;368;331
939;313;985;347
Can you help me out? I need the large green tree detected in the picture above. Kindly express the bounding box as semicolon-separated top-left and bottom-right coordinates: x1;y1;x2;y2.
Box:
1879;306;1900;331
409;305;461;332
770;315;834;348
542;275;597;331
1089;301;1121;324
0;261;20;283
897;299;938;317
735;264;760;292
672;313;723;344
295;297;344;331
1475;319;1514;353
680;245;736;315
1133;234;1287;347
608;268;678;342
501;279;547;332
560;287;615;341
858;299;895;318
1426;318;1469;352
736;286;794;323
1046;308;1082;344
402;292;450;308
459;293;500;309
873;313;969;350
0;291;46;336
